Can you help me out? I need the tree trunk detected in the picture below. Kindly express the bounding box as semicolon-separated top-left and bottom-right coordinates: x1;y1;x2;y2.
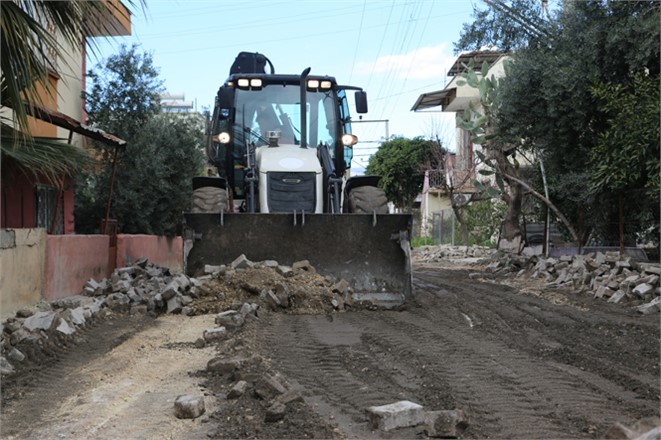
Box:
499;177;524;252
452;202;470;246
492;149;523;252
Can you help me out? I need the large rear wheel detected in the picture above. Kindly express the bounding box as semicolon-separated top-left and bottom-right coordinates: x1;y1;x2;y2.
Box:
191;186;228;213
347;186;388;214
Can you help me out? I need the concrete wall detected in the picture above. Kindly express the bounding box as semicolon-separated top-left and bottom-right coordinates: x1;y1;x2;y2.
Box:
116;235;183;273
1;229;46;320
43;234;109;301
420;192;452;237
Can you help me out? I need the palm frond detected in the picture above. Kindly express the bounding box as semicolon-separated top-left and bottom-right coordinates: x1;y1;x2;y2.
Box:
1;123;92;183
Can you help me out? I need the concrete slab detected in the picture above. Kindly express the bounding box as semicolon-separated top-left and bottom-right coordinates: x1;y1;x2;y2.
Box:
366;400;425;431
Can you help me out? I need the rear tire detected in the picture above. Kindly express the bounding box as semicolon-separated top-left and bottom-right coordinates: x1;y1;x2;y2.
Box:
347;186;388;214
191;186;229;213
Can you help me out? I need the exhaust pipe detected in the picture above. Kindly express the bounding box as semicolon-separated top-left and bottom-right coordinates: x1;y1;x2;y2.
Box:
299;67;311;149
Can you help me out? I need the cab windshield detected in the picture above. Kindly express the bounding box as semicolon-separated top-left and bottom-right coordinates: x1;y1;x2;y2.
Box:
234;84;338;148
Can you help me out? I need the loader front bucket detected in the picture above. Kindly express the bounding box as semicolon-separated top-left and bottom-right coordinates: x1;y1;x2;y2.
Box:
183;212;412;305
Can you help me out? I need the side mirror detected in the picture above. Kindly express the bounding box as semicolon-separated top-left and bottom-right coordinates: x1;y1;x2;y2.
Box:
355;91;368;114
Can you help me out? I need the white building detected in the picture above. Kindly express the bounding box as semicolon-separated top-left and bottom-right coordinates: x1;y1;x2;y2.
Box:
412;51;511;238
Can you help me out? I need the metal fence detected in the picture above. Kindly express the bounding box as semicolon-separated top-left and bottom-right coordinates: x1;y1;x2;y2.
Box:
431;209;457;246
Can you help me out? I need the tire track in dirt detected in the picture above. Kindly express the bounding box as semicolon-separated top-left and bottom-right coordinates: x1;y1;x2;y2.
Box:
368;307;622;438
415;269;660;404
1;314;219;440
261;314;402;439
257;267;658;439
1;315;155;439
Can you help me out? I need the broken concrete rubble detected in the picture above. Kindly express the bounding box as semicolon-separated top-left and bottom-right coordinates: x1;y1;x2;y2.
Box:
414;245;660;315
173;394;205;419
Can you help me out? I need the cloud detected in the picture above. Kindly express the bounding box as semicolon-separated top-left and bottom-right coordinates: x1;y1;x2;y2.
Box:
354;43;457;80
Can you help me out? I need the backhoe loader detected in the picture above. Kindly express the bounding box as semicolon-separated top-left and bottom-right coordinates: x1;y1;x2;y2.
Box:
183;52;412;305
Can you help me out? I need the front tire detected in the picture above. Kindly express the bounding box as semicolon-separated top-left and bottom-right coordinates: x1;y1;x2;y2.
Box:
347;186;388;214
191;186;228;213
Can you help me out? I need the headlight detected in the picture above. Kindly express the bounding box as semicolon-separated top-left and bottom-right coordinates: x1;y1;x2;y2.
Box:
307;79;320;89
237;78;250;88
320;80;332;89
342;134;358;146
214;132;231;144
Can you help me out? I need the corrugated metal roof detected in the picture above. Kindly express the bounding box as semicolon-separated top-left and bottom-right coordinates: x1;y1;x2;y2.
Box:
25;104;126;148
447;50;508;76
410;88;455;111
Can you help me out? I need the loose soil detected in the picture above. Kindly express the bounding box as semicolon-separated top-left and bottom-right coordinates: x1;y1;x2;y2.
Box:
1;261;659;439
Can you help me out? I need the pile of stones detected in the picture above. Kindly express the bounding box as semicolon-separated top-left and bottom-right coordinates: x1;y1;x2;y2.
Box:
0;255;350;376
482;251;661;314
0;258;205;375
413;245;496;262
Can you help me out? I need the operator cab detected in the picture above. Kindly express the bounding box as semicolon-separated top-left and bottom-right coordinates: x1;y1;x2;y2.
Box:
210;74;365;209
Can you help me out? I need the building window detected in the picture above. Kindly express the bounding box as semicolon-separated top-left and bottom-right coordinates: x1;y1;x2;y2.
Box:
35;184;63;234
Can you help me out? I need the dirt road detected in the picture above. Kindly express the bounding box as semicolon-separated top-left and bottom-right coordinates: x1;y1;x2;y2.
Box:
2;263;659;439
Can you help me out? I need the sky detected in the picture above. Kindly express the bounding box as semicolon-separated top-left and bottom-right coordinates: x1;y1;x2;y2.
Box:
89;0;477;172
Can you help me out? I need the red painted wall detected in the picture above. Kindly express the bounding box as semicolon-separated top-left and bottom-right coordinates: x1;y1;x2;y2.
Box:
43;234;109;300
25;234;183;302
116;235;183;272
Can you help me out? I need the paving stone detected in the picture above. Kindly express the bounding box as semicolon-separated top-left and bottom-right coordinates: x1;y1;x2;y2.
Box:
607;290;627;304
206;356;249;375
130;305;149;315
254;373;287;400
273;283;290;307
204;264;223;274
239;302;258;317
594;286;612;299
9;328;32;345
203;327;228;342
7;347;25;362
215;311;245;328
640;264;661;276
23;311;56;332
231;254;253;270
277;389;304;405
3;320;22;333
55;318;76;335
636;297;660;315
161;281;180;300
366;400;426;431
276;265;293;277
106;293;130;312
292;260;314;272
174;394;205;419
0;356;15;375
424;409;469;438
15;308;33;318
632;283;654;297
264;401;287;423
227;380;248;399
166;295;183;314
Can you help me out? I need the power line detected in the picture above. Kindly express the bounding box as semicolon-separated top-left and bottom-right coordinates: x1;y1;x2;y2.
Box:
348;0;367;84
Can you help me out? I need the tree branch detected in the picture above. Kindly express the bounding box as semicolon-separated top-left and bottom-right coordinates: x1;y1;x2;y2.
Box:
501;172;580;245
